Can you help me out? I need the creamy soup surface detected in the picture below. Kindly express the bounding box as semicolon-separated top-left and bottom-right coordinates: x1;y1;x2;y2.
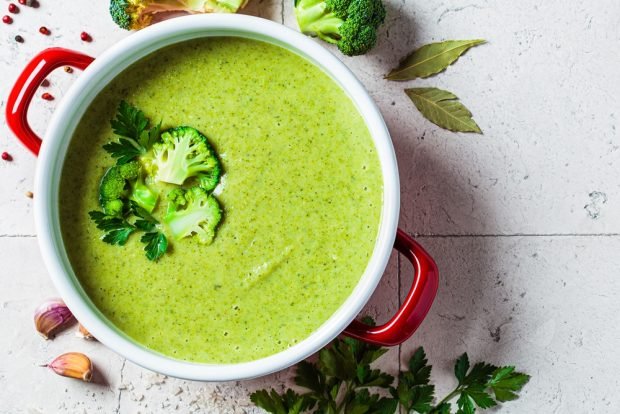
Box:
60;37;383;363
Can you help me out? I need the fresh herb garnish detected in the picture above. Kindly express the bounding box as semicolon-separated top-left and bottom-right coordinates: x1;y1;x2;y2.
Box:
140;231;168;261
88;211;135;246
130;201;168;261
110;100;149;141
89;206;168;261
103;100;161;165
89;101;224;261
251;322;529;414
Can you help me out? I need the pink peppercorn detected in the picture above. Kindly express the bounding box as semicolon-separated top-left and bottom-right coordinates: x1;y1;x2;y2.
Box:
8;3;18;13
39;26;50;35
1;152;12;161
41;92;54;101
2;15;13;24
41;79;50;87
80;31;91;42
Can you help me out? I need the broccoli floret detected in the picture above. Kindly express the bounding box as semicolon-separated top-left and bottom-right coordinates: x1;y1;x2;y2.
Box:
109;0;248;30
99;161;159;215
294;0;385;56
118;160;140;180
163;187;222;244
149;126;221;190
99;166;128;216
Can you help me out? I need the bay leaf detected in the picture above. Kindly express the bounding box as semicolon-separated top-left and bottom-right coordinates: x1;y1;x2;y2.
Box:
405;87;482;133
386;39;485;81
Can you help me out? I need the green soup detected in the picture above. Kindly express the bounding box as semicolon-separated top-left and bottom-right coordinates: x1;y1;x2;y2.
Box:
60;37;383;363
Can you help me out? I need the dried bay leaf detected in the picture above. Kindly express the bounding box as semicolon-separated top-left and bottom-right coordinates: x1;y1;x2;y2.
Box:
387;39;485;81
405;87;482;133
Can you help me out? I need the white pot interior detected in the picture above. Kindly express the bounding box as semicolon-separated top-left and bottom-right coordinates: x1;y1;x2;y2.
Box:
34;14;399;381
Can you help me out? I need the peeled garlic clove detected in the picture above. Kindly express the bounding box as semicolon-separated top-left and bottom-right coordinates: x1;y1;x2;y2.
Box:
34;299;74;339
77;323;95;340
45;352;93;382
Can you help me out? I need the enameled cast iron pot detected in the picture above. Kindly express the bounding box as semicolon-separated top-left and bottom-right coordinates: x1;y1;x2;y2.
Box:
6;14;438;381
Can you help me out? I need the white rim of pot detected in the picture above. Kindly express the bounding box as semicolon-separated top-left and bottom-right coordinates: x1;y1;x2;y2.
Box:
34;14;399;381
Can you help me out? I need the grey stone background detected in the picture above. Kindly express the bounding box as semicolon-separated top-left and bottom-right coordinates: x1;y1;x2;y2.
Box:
1;0;619;412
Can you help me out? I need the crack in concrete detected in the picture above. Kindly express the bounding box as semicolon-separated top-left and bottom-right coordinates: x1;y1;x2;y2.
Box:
0;234;36;238
437;4;485;24
413;233;620;238
115;359;127;414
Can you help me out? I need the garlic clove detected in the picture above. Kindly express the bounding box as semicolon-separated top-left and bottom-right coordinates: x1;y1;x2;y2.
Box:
45;352;93;382
34;299;75;339
76;323;95;340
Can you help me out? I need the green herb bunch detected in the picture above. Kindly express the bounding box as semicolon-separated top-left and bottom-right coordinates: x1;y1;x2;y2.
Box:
251;320;529;414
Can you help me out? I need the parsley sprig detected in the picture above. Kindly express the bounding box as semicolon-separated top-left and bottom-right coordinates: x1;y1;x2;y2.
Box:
251;320;529;414
88;202;168;261
88;211;135;246
131;202;168;261
103;100;161;164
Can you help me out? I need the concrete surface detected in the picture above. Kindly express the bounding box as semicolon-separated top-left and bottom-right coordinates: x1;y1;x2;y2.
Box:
1;0;619;412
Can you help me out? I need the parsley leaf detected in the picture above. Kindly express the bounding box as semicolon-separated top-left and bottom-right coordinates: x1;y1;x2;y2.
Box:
130;201;158;232
89;204;168;261
294;361;325;395
486;366;530;402
392;347;434;413
104;101;161;164
102;138;143;165
139;120;161;149
454;353;469;384
88;211;135;246
140;231;168;261
463;362;497;387
250;389;313;414
456;392;475;414
111;100;149;139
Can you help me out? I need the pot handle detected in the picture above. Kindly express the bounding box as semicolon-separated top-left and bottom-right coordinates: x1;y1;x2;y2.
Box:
343;228;439;346
6;48;95;156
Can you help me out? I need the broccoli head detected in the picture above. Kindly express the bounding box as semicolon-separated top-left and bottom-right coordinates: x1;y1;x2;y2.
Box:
294;0;385;56
163;187;222;244
149;126;222;190
99;161;159;216
109;0;249;30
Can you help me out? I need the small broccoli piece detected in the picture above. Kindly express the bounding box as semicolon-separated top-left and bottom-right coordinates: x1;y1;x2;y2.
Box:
99;166;128;216
163;187;222;244
99;161;159;215
119;160;140;180
150;126;221;189
130;174;159;213
109;0;249;31
294;0;385;56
